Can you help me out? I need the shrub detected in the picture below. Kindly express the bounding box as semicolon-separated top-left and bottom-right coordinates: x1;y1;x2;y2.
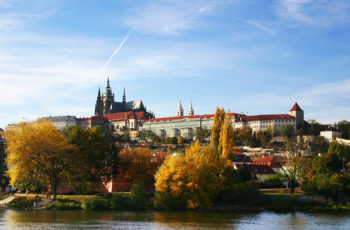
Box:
81;197;110;210
110;193;131;210
269;196;296;211
263;174;286;188
129;180;148;210
47;199;81;210
153;192;186;210
231;183;261;206
8;197;41;208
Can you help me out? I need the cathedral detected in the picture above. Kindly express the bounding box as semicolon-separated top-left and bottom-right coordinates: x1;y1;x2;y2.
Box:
95;78;149;116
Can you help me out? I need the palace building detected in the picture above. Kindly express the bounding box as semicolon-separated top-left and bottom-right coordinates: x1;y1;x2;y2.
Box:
140;102;304;139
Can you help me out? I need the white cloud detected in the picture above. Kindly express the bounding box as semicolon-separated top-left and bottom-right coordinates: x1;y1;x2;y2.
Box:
124;0;237;35
276;0;350;25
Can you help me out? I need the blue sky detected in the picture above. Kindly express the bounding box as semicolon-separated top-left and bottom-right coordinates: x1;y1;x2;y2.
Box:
0;0;350;128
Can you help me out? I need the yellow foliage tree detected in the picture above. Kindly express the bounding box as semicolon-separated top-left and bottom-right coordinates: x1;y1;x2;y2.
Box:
155;141;227;209
219;113;234;159
177;136;185;145
211;107;225;150
6;120;75;199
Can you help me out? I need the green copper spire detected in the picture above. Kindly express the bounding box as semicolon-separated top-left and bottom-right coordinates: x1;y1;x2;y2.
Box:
123;87;126;103
105;76;112;97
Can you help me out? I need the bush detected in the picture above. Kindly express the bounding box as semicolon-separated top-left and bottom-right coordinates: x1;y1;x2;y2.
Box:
263;174;286;188
81;197;110;210
8;197;41;208
153;192;186;210
110;193;131;210
47;199;81;210
129;180;148;210
231;183;261;206
269;196;296;211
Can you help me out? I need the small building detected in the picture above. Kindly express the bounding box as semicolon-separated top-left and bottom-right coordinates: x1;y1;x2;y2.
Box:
44;115;87;130
253;156;281;173
86;116;108;129
234;164;275;181
320;128;342;142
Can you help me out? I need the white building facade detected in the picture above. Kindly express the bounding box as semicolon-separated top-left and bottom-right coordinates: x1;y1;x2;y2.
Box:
140;103;302;139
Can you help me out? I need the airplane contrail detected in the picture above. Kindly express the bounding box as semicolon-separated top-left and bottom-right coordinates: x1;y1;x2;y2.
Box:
97;30;133;76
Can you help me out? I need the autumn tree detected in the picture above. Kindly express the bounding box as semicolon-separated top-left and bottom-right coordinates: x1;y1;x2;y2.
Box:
64;125;118;192
177;136;185;145
219;112;234;158
154;141;228;210
211;107;225;150
118;147;161;185
6;120;75;199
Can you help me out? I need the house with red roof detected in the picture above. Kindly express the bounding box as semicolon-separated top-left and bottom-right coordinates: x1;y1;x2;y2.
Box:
253;156;282;173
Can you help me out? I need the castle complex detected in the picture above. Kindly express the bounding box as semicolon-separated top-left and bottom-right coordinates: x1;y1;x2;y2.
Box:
140;102;304;139
45;78;304;139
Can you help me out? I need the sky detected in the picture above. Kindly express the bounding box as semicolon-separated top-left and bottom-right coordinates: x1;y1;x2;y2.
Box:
0;0;350;128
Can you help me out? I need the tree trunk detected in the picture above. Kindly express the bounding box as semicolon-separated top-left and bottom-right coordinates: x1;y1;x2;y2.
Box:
290;180;295;194
52;180;58;200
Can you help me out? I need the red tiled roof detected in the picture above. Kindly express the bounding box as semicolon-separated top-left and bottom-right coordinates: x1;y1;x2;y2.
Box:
243;114;295;122
290;102;303;112
253;156;281;168
253;156;275;163
87;116;108;121
105;111;146;121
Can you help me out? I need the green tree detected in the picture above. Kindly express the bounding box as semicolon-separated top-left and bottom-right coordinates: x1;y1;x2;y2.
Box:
336;120;350;139
302;149;350;203
122;131;131;143
238;164;251;182
280;124;295;139
139;130;158;142
194;128;211;143
65;126;118;192
279;140;306;194
307;119;325;136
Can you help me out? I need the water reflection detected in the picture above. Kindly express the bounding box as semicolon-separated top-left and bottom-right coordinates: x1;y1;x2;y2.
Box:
0;209;349;229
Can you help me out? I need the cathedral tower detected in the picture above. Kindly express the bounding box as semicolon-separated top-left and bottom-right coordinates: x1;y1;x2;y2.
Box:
94;87;103;116
188;102;194;116
102;77;115;115
177;101;184;117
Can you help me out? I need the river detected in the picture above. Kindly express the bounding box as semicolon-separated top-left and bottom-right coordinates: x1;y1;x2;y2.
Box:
0;210;349;229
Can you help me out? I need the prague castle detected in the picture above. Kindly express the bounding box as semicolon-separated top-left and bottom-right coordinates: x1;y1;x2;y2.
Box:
45;78;304;139
140;102;304;139
94;78;149;116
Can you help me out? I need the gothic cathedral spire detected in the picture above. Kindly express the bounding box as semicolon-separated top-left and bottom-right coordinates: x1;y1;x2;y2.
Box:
188;102;194;116
94;87;103;116
123;87;126;104
177;101;184;117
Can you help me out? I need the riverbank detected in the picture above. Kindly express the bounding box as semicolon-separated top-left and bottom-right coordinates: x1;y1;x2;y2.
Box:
2;193;350;213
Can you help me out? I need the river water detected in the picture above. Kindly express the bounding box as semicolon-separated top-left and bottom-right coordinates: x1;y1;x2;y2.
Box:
0;210;349;229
